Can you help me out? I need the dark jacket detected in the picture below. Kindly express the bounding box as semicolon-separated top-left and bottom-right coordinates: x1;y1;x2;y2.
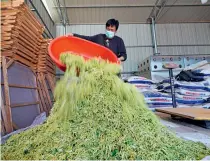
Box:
74;33;127;61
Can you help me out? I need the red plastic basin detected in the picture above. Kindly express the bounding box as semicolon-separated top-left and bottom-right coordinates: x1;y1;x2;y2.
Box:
48;36;119;71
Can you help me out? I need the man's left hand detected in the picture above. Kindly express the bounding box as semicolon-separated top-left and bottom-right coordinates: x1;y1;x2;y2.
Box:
118;56;124;62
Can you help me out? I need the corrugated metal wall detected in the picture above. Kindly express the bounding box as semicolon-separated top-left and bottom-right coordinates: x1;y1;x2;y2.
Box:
156;23;210;56
56;23;210;72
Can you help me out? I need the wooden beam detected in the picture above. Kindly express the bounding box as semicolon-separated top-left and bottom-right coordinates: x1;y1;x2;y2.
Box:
37;85;44;114
41;74;52;107
13;54;34;68
2;56;13;133
39;75;51;112
6;59;14;69
46;74;55;103
46;74;55;92
156;108;210;121
1;89;11;134
37;76;48;115
37;74;52;112
1;83;38;89
1;120;6;136
11;101;39;108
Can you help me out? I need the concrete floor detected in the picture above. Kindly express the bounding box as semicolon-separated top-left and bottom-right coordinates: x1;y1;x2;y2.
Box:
156;112;210;148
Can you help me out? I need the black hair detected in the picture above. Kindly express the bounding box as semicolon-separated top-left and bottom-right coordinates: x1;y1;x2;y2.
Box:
106;19;119;30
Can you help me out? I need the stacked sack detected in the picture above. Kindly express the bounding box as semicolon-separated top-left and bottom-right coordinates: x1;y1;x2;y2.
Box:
126;76;173;109
158;79;210;106
126;76;155;92
142;91;173;108
126;61;210;109
158;60;210;107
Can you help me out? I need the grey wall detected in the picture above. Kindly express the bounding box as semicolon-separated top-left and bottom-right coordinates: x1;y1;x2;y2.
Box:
56;23;210;72
157;23;210;56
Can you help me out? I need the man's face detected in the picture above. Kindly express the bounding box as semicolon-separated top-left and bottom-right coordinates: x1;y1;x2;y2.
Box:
106;25;117;33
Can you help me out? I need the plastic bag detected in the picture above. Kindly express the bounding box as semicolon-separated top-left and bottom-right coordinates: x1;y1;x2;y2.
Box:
176;98;206;105
161;80;210;92
1;112;46;144
177;88;210;97
142;91;171;98
127;76;154;84
176;93;209;100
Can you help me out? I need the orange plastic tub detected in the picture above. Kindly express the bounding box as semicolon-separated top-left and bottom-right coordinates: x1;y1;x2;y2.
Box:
48;36;119;71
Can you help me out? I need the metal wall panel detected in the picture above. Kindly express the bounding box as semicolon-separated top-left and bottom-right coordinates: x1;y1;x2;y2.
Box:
123;47;153;71
64;0;157;6
157;23;210;45
180;23;197;45
194;23;210;45
56;25;65;36
158;46;210;55
156;23;210;56
158;46;200;55
198;46;210;54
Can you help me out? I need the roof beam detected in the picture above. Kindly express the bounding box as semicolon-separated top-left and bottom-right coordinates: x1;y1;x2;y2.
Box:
56;0;65;26
155;0;169;21
54;4;210;8
63;0;69;24
148;0;169;22
55;0;69;25
148;0;162;19
54;5;155;8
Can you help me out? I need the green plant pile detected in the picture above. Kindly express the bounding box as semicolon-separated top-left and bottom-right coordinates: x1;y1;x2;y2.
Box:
1;53;210;160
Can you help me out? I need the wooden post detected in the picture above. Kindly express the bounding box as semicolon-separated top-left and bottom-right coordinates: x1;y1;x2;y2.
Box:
37;74;50;115
1;90;11;134
1;120;6;136
2;57;13;133
46;74;55;92
39;73;52;108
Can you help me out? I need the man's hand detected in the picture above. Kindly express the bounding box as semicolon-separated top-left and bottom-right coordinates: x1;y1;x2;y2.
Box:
67;33;74;36
118;56;124;62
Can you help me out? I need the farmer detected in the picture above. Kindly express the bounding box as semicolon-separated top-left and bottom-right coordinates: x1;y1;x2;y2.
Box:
68;19;127;62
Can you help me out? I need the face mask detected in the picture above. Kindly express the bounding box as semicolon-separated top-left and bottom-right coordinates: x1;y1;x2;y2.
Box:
105;30;115;39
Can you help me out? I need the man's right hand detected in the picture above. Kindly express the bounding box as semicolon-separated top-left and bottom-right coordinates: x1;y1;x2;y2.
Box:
67;33;73;36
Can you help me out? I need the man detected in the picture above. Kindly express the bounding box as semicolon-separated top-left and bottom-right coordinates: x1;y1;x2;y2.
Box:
69;19;127;62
